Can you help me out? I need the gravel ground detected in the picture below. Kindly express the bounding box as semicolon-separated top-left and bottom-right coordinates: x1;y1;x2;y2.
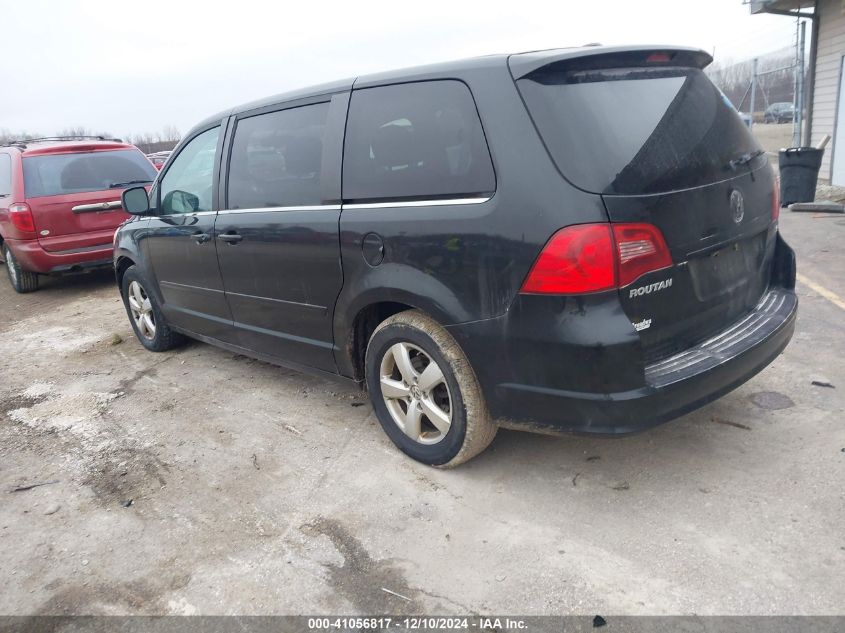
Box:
0;209;843;615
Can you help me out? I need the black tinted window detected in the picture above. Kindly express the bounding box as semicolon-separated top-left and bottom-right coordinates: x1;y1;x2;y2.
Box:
518;67;762;195
0;154;10;196
227;103;330;209
22;149;156;198
343;80;495;202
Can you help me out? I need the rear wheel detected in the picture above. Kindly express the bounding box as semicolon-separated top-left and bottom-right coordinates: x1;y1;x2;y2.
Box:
121;266;185;352
3;244;39;293
365;310;496;467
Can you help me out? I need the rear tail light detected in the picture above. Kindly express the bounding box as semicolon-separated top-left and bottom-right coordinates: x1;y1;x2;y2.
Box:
519;224;616;294
9;203;36;233
520;222;672;295
612;223;673;287
772;176;781;222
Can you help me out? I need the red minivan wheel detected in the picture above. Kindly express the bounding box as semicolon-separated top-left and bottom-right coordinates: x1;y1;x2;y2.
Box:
3;244;39;293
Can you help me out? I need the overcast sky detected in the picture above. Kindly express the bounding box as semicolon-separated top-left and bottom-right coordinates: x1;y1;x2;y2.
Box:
0;0;803;139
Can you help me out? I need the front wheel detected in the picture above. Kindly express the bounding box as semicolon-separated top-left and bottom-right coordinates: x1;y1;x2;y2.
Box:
365;310;496;467
121;266;185;352
3;244;38;293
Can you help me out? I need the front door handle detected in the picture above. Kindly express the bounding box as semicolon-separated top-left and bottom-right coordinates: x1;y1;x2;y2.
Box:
193;232;211;244
218;232;243;244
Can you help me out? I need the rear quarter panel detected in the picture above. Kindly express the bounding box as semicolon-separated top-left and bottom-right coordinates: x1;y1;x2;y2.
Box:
332;62;609;378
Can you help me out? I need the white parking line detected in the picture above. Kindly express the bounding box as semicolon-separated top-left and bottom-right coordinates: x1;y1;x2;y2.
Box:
796;272;845;311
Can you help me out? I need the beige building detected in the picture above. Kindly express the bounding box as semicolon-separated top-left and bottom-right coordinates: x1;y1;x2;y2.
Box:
753;0;845;184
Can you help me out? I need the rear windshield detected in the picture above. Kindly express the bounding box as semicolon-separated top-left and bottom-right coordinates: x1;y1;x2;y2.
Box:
517;66;762;195
23;149;156;198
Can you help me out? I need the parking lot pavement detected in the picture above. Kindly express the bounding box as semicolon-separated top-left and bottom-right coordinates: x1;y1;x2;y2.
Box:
0;210;843;616
752;122;794;156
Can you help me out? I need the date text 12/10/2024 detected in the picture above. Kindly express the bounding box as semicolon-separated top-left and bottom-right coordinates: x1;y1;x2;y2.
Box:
307;617;529;630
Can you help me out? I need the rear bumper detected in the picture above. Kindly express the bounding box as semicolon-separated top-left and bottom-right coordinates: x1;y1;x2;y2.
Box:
448;286;797;436
4;238;113;274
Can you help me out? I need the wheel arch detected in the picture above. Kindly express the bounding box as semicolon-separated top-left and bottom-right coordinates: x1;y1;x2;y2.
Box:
342;300;422;383
115;255;136;288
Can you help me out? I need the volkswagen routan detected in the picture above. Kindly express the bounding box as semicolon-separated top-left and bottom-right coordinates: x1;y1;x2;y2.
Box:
114;45;797;466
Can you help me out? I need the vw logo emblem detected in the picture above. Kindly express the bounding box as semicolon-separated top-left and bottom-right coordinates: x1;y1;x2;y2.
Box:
730;189;744;224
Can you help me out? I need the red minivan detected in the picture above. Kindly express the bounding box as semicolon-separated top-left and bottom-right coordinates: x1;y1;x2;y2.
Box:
0;137;157;292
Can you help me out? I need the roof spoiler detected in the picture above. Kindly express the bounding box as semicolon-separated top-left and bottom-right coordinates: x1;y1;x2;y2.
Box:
508;45;713;80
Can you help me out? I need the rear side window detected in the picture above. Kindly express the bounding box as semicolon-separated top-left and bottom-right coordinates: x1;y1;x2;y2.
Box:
227;102;330;209
517;66;761;195
22;149;157;198
0;154;10;196
343;80;495;202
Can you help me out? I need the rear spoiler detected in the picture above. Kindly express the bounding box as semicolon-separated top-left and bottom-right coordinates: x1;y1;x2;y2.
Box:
508;45;713;80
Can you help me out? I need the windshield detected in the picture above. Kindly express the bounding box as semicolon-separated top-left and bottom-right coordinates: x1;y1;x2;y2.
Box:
23;149;156;198
517;66;762;195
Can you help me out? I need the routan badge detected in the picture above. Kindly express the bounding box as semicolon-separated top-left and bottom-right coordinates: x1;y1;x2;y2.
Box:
628;278;673;299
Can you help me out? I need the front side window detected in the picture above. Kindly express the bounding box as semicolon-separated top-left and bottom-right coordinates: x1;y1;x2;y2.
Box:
22;149;156;198
0;154;11;196
343;80;495;202
227;102;330;209
159;127;220;215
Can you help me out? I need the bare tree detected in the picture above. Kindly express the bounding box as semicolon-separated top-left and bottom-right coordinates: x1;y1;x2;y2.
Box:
707;47;800;112
56;126;92;138
0;128;43;144
160;125;181;143
128;131;156;147
55;127;115;139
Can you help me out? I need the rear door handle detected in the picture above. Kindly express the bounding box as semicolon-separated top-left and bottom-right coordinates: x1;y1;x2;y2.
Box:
193;232;211;244
218;232;243;244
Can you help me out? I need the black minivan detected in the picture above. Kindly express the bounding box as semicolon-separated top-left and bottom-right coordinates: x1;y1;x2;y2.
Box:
115;45;797;467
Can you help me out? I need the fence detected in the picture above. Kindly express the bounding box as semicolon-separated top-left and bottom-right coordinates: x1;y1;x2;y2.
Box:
707;18;809;146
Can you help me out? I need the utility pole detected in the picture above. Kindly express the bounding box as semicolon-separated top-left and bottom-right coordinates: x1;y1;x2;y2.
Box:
795;20;806;146
750;58;758;130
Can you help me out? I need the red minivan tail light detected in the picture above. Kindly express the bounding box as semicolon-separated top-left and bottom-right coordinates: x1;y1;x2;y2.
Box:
520;222;672;295
9;203;36;233
612;223;672;287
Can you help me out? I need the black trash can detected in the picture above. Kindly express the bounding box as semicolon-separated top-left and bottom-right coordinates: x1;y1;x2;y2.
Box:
778;147;824;206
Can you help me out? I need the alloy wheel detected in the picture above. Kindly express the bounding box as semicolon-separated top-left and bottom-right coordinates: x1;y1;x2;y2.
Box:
379;342;452;445
127;280;156;340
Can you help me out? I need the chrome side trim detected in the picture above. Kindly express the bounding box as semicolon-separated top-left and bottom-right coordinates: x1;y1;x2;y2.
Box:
160;280;226;294
155;199;490;217
343;197;491;210
71;200;122;213
226;289;325;311
148;198;490;217
217;204;341;215
147;210;217;219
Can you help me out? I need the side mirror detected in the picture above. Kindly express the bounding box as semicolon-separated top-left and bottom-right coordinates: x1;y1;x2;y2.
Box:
162;190;200;214
122;186;150;215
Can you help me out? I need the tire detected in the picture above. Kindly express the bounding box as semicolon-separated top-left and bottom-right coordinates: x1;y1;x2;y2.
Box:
3;244;39;293
365;310;496;467
120;266;185;352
